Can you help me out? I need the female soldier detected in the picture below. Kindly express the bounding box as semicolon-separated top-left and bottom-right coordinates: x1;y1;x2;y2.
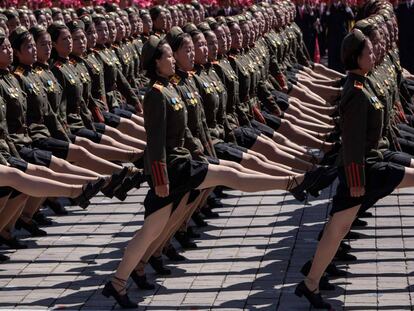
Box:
101;36;327;308
295;29;414;309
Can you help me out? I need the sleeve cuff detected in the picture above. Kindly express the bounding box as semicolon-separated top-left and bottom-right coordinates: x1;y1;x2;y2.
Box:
345;162;365;188
151;161;168;186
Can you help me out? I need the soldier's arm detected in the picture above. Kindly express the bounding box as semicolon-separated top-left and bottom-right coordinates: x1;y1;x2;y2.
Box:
342;89;368;188
116;69;143;113
144;88;169;187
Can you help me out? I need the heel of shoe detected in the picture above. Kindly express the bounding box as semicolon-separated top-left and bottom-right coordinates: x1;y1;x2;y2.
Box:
102;283;111;298
294;286;303;297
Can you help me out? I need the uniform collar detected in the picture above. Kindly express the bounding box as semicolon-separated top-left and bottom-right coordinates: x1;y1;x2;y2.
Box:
176;69;189;79
0;68;9;75
348;72;366;83
34;62;49;70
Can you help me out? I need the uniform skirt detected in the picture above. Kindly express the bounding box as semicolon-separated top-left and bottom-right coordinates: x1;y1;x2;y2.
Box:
112;107;133;119
18;147;53;168
143;157;209;218
261;111;282;131
214;142;244;163
69;128;102;144
233;126;259;149
102;111;121;128
331;161;405;216
251;120;275;138
32;138;70;160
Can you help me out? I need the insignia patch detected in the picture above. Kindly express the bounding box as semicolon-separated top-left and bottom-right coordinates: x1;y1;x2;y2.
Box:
354;81;364;90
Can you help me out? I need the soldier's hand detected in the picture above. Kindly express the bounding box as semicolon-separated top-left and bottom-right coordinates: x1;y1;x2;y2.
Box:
155;184;169;198
350;186;365;198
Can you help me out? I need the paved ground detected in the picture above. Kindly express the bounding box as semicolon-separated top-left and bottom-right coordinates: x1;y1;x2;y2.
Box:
0;182;413;310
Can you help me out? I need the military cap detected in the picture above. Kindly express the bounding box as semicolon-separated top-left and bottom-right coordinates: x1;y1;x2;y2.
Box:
184;4;194;10
150;6;164;20
197;22;210;32
341;29;367;69
354;19;376;35
105;3;119;13
0;27;6;45
92;13;106;24
43;8;52;16
77;7;90;18
176;3;185;10
81;15;93;31
67;20;85;33
9;26;30;50
51;7;62;17
33;9;44;19
47;22;68;41
141;35;163;70
29;25;47;41
166;26;184;48
215;16;226;25
374;14;384;24
0;14;7;23
94;6;106;14
379;9;391;21
4;9;18;20
182;22;198;33
139;9;150;17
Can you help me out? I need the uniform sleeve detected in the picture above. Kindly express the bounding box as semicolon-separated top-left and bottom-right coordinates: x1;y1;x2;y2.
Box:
51;67;69;127
116;69;142;112
143;89;168;186
341;90;368;188
44;103;71;142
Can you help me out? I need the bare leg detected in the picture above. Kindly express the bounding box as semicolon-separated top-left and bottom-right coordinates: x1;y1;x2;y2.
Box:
117;118;147;141
306;205;360;291
250;135;314;171
271;132;308;153
113;203;173;293
66;144;125;174
25;163;96;184
73;136;142;162
1;194;29;235
103;126;146;150
240;153;300;176
283;113;333;133
20;197;45;222
289;84;328;107
0;166;84;198
99;133;143;151
49;156;101;178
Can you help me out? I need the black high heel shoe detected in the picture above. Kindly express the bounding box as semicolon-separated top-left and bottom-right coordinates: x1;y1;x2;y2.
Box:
114;170;145;201
15;218;47;237
71;178;106;209
163;244;186;262
102;281;137;309
148;256;171;275
295;281;332;309
101;167;130;198
289;166;330;202
130;271;155;290
0;235;27;249
301;260;347;278
43;199;68;215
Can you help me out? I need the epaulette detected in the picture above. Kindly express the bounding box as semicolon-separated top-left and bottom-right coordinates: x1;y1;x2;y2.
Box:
211;61;219;65
69;58;76;65
152;82;163;92
54;61;62;68
228;54;236;60
170;74;181;85
353;80;364;90
35;67;43;74
188;71;195;77
14;66;24;76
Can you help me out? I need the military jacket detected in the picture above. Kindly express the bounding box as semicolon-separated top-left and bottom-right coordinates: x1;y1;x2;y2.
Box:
0;96;20;163
51;56;95;131
172;69;215;157
0;68;32;148
143;77;200;187
94;44;140;112
14;64;67;142
338;73;385;188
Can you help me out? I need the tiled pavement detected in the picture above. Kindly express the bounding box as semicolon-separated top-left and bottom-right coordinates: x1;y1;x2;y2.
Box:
0;183;413;310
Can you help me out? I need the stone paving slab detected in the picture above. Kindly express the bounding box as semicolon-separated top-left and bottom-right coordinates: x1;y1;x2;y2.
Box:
0;183;413;310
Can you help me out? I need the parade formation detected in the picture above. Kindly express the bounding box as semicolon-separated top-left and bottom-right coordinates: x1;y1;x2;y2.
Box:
0;0;412;309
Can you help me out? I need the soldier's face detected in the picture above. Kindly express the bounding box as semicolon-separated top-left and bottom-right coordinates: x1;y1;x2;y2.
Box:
156;44;175;77
193;10;200;25
136;17;143;34
142;15;152;34
0;38;13;68
230;24;242;50
35;33;52;63
121;17;131;37
115;18;126;41
129;15;138;35
86;24;97;49
6;17;20;34
154;12;167;31
358;39;374;73
19;14;30;29
108;21;117;43
206;32;218;62
240;23;250;48
37;14;48;28
96;21;109;45
193;33;208;65
214;26;227;55
170;10;179;27
72;29;87;56
223;26;231;52
16;35;37;65
54;29;72;58
174;37;194;72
